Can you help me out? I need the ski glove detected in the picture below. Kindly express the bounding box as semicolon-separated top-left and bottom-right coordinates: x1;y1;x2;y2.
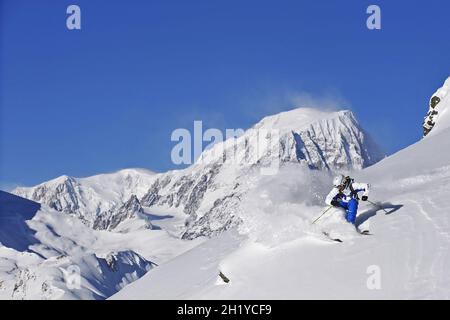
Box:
361;196;368;201
331;199;340;207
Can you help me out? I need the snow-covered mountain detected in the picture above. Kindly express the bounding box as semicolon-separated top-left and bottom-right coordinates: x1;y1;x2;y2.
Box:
14;168;156;229
0;191;153;299
251;108;382;170
112;77;450;300
13;108;384;240
0;190;202;299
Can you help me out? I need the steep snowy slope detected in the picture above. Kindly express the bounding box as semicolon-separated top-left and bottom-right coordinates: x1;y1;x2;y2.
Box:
112;91;450;299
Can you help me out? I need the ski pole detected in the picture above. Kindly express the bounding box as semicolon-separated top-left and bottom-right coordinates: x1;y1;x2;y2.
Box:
368;200;388;214
312;205;333;224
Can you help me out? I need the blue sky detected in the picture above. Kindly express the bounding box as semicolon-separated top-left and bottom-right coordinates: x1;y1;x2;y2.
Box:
1;0;449;188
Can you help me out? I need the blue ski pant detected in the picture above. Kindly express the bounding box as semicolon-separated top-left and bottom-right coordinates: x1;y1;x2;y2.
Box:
338;198;358;224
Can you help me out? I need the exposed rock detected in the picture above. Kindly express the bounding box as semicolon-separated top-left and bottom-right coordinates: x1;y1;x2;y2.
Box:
93;195;150;231
182;193;242;240
423;77;449;137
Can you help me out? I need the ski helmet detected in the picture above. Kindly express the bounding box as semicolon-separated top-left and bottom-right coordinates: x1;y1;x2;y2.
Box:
333;174;345;187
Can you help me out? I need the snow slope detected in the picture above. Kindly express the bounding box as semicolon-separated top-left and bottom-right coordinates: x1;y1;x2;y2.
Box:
112;82;450;299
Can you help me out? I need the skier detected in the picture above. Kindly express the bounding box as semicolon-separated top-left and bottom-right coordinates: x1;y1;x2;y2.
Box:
325;175;370;225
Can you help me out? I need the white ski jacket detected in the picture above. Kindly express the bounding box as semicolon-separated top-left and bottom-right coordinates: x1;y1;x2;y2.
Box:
325;180;370;206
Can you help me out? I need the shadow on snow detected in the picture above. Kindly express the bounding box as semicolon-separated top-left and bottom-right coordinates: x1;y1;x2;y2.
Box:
356;202;404;228
0;190;41;252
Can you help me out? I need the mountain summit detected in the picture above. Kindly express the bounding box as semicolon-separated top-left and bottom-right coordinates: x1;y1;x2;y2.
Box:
251;108;383;170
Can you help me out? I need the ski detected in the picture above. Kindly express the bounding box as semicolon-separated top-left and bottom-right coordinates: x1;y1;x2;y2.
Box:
357;229;372;235
322;231;343;243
